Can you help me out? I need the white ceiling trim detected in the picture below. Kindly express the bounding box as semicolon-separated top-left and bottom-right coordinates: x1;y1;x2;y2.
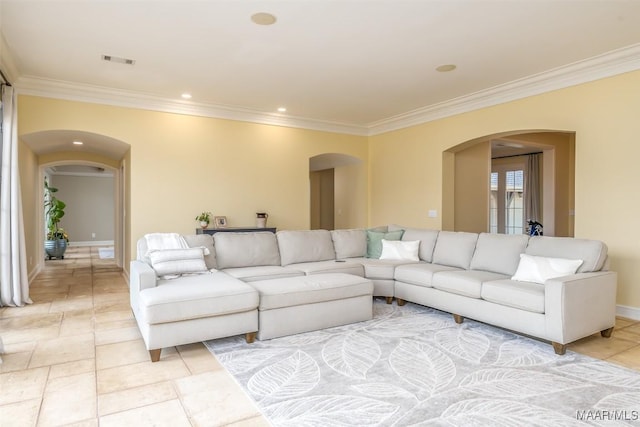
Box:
14;76;370;136
367;43;640;136
13;43;640;138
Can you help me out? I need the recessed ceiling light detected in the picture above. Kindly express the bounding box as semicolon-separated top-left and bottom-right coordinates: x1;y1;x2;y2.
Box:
251;12;277;25
181;93;192;99
72;141;83;146
436;64;457;72
277;107;287;113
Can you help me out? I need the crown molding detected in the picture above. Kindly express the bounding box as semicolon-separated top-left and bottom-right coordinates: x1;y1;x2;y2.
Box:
14;76;370;136
367;43;640;136
12;43;640;137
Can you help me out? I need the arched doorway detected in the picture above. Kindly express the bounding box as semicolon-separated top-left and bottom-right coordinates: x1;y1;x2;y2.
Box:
21;130;130;270
442;130;575;237
309;153;365;230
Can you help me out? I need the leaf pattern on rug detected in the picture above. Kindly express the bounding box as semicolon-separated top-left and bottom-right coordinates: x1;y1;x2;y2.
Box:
367;314;452;338
389;340;456;398
217;348;291;375
493;339;562;367
205;301;640;427
248;350;320;401
322;331;381;379
271;330;334;347
435;398;586;427
351;382;417;401
593;391;640;412
458;368;586;397
265;394;399;426
553;362;640;389
434;326;491;363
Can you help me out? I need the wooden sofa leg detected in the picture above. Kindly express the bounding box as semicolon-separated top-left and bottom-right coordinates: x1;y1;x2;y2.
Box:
385;296;393;304
600;327;614;338
396;298;406;306
245;332;257;343
149;349;161;362
552;342;567;355
453;314;464;324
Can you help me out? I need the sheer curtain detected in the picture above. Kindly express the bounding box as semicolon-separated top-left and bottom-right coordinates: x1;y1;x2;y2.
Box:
525;153;542;225
0;84;30;308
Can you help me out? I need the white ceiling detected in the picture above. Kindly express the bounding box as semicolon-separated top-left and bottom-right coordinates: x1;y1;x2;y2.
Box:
2;0;640;139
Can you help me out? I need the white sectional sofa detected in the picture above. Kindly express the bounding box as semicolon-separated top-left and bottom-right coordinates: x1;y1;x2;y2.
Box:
129;227;617;361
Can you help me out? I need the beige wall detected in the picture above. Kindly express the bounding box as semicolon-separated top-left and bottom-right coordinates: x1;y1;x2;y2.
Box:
369;70;640;309
18;139;39;277
17;96;369;271
453;141;491;232
16;70;640;310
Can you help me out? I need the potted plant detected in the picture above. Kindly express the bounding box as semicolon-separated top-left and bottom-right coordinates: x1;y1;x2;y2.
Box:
195;211;212;228
44;178;68;259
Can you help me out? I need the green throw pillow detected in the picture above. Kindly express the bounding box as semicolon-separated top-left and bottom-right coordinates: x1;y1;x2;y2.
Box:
366;229;404;258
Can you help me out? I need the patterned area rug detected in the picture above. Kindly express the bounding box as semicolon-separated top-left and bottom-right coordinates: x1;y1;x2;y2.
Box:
205;301;640;426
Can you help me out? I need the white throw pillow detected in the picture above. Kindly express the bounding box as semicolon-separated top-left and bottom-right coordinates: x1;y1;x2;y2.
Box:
511;254;583;284
379;239;420;262
149;248;209;278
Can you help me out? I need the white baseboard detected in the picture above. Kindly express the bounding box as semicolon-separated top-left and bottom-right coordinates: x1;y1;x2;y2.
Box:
616;304;640;321
69;240;114;247
28;264;42;284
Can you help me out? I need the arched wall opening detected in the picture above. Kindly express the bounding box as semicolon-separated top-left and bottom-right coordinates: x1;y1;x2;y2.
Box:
442;130;575;236
20;129;130;274
309;153;365;230
40;160;124;267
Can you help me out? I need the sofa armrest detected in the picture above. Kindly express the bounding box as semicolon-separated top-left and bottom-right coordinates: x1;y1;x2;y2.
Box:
544;271;617;344
130;260;157;313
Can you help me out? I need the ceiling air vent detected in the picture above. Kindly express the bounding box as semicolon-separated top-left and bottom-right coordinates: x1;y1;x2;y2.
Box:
101;54;135;65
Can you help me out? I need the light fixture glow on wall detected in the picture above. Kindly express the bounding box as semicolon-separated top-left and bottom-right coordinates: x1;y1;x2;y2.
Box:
181;93;192;99
72;141;84;145
277;107;287;112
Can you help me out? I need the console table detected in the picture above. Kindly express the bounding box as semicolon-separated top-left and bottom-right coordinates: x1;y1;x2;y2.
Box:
196;227;277;235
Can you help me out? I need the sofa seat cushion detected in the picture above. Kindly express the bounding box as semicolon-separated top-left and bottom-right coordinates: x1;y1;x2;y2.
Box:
481;279;545;314
432;270;508;298
350;257;418;280
249;273;373;311
139;272;259;324
288;260;364;276
394;263;461;288
222;266;304;282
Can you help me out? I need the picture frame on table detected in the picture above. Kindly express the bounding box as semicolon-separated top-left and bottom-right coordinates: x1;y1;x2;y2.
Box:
214;216;227;228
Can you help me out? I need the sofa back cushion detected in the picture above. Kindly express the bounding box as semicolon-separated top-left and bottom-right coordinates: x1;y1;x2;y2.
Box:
330;229;367;259
525;236;608;273
277;230;336;265
214;232;281;269
183;234;217;269
432;231;479;269
389;224;439;262
470;233;529;276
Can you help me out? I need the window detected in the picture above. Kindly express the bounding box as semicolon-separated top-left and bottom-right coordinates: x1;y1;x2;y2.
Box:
490;165;525;234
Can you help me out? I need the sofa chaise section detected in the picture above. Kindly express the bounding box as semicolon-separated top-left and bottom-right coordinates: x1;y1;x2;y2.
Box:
130;235;259;362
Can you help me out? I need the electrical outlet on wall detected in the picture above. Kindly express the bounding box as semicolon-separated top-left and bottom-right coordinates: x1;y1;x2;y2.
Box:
91;233;96;239
428;210;438;218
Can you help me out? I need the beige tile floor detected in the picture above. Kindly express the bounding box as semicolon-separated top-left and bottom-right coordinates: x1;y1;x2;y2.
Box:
0;246;268;427
2;246;640;426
